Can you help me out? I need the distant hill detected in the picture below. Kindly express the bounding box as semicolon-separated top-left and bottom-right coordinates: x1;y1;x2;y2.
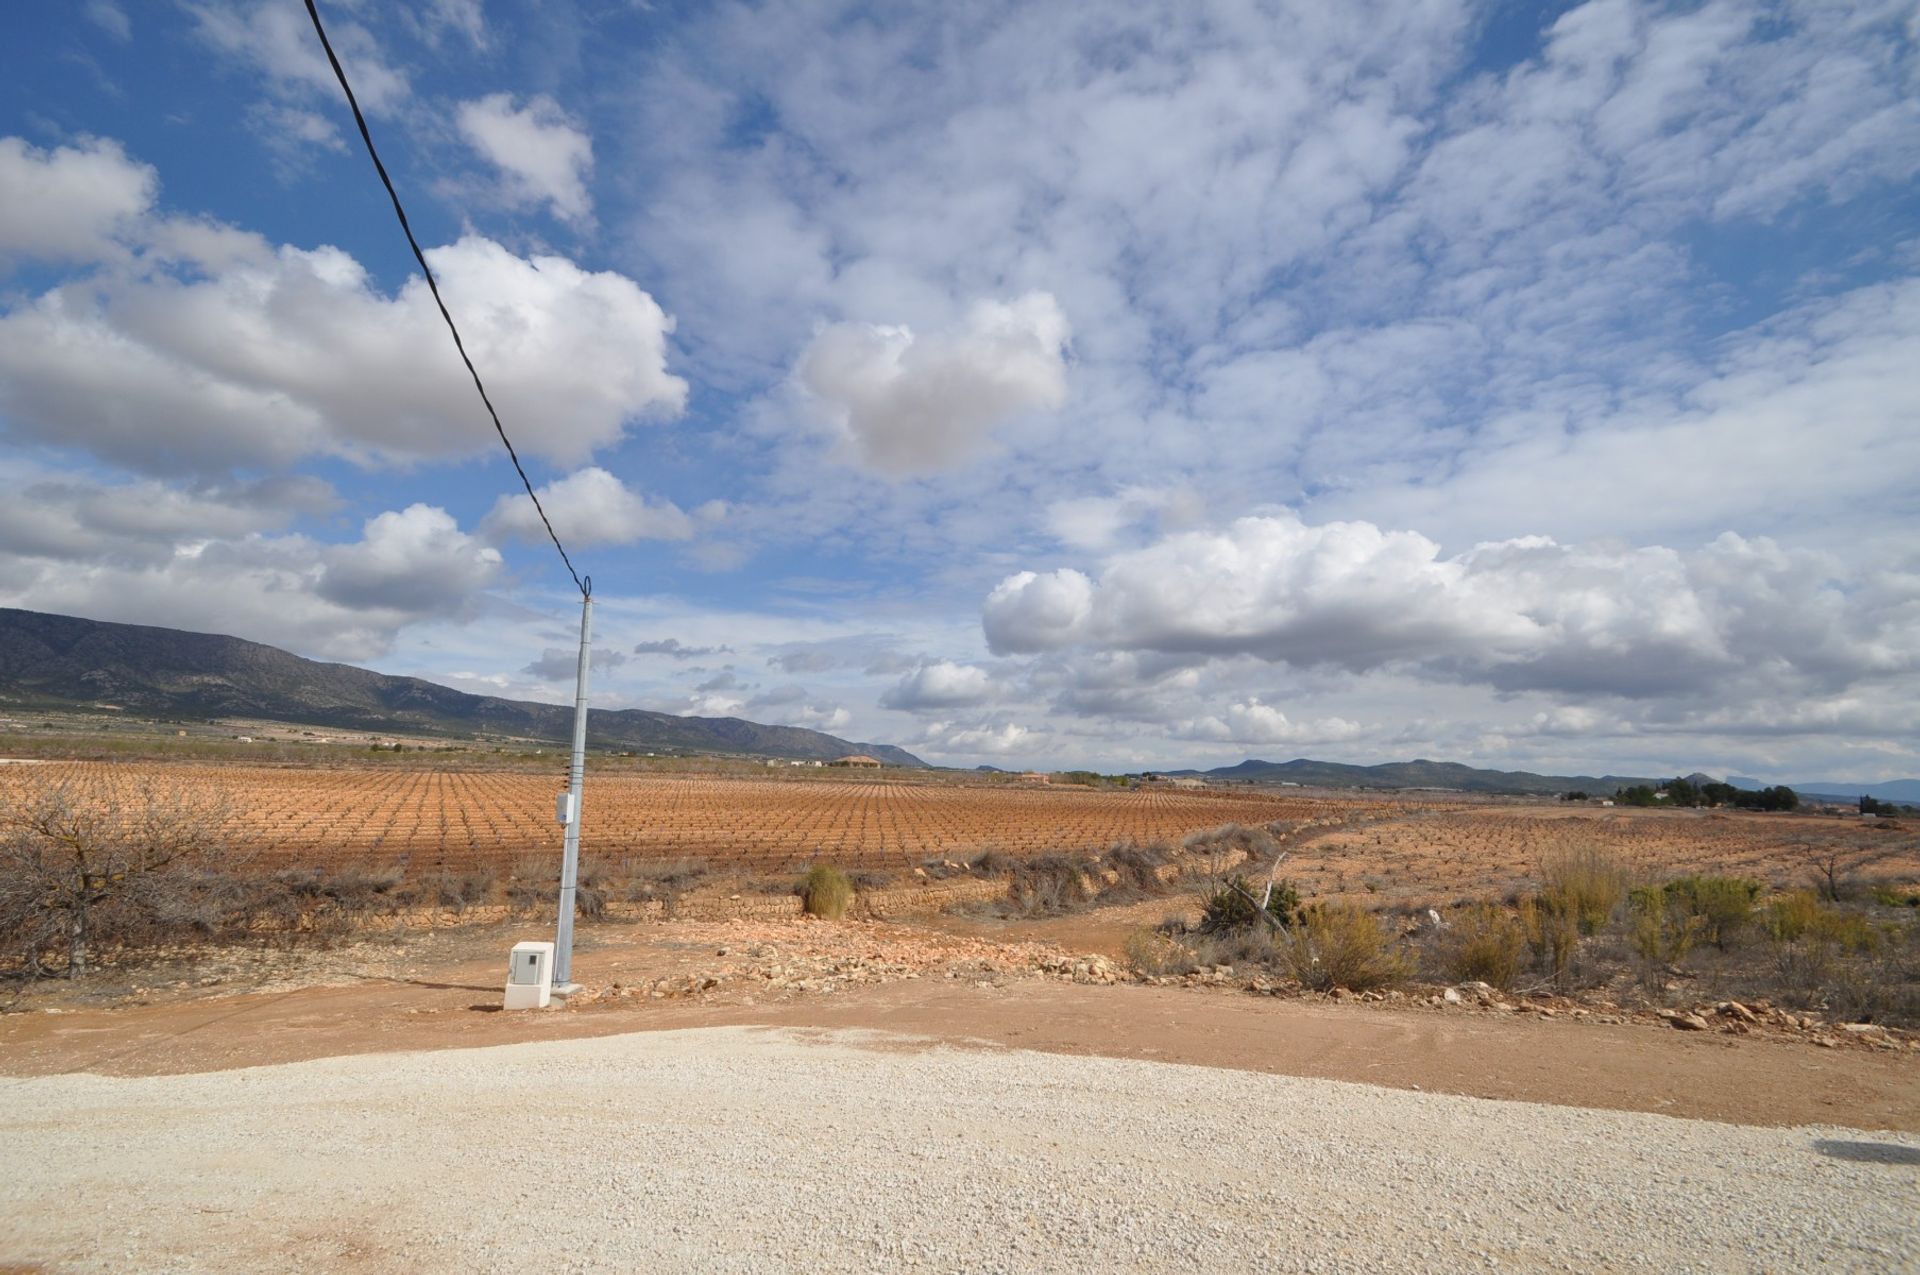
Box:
1732;776;1920;803
0;608;924;766
1185;757;1666;796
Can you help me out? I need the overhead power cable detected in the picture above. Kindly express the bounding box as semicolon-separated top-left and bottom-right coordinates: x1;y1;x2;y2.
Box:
302;0;589;598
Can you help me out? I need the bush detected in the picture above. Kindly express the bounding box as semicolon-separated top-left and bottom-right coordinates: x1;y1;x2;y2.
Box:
1199;875;1299;934
1183;824;1280;875
1003;854;1098;915
1442;903;1528;989
1538;845;1629;935
801;864;854;919
1283;903;1413;992
1765;890;1822;942
1518;894;1581;987
1659;875;1762;949
1628;885;1704;970
1123;928;1196;976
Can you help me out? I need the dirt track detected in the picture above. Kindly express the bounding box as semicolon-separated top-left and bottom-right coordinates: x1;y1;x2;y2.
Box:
3;921;1916;1132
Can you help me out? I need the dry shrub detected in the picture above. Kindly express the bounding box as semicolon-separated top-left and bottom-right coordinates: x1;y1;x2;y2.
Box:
1183;823;1279;876
1518;895;1580;987
1442;902;1528;989
1004;854;1098;916
1538;844;1629;935
801;864;854;919
0;779;243;978
1283;903;1413;992
1123;928;1197;976
1103;841;1172;894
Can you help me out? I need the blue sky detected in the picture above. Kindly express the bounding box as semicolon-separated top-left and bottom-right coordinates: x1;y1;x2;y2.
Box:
3;0;1918;779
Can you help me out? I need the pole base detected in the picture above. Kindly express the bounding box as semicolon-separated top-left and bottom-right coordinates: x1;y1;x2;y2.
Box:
549;982;583;1002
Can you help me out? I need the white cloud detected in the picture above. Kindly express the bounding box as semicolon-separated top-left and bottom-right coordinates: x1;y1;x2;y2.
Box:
984;512;1920;701
0;214;687;474
910;720;1036;757
796;293;1069;474
879;660;996;711
484;468;692;548
188;2;409;115
84;1;130;42
317;504;502;614
0;137;154;266
0;502;501;662
457;94;595;224
1179;699;1364;747
0;467;333;568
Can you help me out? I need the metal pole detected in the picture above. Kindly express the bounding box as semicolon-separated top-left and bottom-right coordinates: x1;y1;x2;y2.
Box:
553;587;592;991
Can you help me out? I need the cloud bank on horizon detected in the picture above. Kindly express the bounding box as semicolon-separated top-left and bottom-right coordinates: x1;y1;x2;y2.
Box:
2;0;1917;782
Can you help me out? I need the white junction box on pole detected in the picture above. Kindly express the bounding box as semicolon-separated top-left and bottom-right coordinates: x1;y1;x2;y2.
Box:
503;940;555;1010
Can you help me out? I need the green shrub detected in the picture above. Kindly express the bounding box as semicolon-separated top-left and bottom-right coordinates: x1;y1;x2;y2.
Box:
1443;903;1528;989
1660;875;1762;949
1765;890;1822;942
1283;903;1413;992
1871;883;1920;908
1628;885;1704;968
801;864;854;919
1199;875;1299;933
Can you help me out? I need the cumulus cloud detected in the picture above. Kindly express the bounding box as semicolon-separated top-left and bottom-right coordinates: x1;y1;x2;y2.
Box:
796;293;1069;474
0;137;155;266
484;468;692;548
910;721;1036;757
316;504;502;614
458;94;594;224
1179;699;1364;746
0;219;687;474
879;660;997;711
0;502;502;662
984;513;1919;701
0;469;333;567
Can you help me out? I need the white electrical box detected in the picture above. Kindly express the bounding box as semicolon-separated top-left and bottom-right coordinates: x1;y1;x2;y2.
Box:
555;791;577;825
503;940;555;1010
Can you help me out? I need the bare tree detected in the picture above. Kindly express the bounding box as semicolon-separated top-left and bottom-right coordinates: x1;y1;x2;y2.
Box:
1796;832;1905;902
0;780;234;979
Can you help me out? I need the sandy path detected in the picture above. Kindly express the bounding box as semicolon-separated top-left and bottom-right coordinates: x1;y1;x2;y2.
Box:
2;1026;1917;1274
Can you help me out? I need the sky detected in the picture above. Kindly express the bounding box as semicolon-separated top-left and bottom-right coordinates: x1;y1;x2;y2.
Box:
2;0;1918;781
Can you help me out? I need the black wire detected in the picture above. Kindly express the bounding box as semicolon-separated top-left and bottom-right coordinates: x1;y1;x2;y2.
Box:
302;0;588;599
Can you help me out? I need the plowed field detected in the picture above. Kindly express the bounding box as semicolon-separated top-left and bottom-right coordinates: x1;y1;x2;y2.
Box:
0;762;1372;873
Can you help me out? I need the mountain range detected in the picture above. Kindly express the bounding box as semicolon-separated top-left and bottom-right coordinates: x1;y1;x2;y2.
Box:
1187;758;1917;800
0;608;925;766
1174;757;1673;795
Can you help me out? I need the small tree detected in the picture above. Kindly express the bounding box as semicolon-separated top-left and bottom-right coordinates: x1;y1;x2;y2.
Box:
0;781;234;979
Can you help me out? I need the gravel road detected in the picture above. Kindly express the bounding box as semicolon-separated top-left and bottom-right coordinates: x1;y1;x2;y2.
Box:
2;1026;1916;1273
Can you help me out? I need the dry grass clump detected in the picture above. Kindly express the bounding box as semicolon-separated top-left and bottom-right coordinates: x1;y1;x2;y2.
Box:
801;864;854;919
1538;844;1630;935
1123;927;1197;976
1283;903;1414;992
1441;902;1528;989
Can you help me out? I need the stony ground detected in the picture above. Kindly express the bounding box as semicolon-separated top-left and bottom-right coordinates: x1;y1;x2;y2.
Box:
2;1025;1916;1274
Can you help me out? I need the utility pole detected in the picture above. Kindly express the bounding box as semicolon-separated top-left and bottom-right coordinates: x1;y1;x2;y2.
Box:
552;585;592;994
